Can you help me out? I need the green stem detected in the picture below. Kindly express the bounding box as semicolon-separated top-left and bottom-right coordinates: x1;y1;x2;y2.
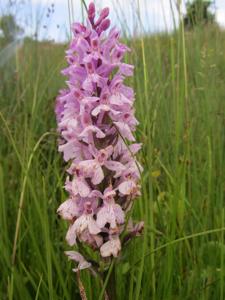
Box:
105;265;116;300
81;0;88;12
99;261;115;300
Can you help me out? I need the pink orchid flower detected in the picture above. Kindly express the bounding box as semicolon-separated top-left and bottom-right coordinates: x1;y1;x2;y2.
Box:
65;251;92;272
96;187;125;229
56;2;143;265
66;202;100;246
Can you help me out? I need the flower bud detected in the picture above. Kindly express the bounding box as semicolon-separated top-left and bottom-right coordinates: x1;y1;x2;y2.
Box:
88;2;95;23
97;19;110;34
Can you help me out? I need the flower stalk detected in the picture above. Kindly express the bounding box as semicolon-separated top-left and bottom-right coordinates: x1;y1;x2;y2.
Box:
104;264;116;300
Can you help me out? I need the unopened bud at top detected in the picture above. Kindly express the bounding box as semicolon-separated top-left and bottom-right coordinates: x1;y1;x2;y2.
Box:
95;7;109;27
99;7;109;21
97;18;110;34
88;2;95;23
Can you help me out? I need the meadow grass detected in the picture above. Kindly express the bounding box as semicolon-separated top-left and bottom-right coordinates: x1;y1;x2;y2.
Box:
0;9;225;300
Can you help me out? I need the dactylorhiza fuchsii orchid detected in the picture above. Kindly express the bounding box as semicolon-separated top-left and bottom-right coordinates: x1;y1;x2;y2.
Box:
55;2;144;274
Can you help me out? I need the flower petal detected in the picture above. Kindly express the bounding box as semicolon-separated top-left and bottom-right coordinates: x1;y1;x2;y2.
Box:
96;206;109;228
66;224;77;246
114;121;135;141
65;250;84;262
119;63;134;76
58;140;80;162
100;237;121;257
57;198;78;220
91;104;110;116
72;177;90;197
118;180;136;195
92;165;104;185
79;125;106;139
65;251;92;272
104;160;125;177
88;218;101;235
113;204;125;224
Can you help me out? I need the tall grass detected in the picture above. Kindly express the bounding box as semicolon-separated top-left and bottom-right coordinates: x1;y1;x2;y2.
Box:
0;2;225;299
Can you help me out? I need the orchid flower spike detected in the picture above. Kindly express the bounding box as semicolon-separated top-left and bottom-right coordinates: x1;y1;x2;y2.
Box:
56;2;143;271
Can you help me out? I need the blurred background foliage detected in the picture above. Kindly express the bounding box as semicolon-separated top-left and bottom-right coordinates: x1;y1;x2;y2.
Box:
0;0;225;299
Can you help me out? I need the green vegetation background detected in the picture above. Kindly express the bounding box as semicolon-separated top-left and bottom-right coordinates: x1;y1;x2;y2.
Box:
0;10;225;300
